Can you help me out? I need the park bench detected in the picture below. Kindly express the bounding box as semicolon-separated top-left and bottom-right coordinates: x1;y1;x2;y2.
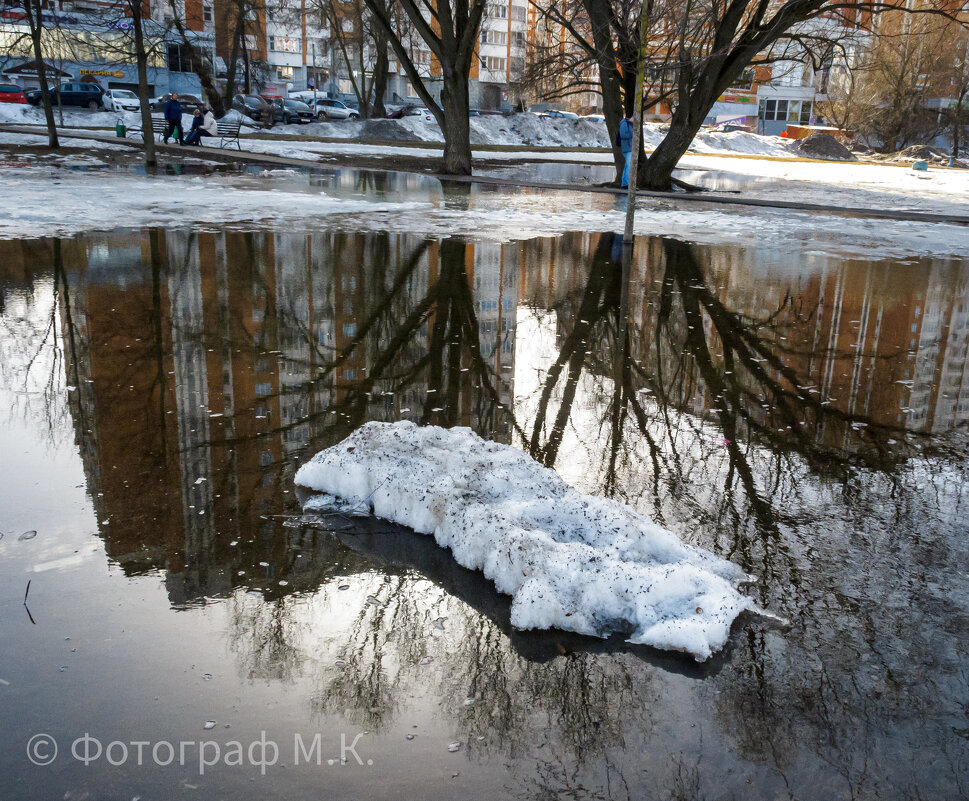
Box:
126;114;242;150
216;117;242;150
126;115;166;142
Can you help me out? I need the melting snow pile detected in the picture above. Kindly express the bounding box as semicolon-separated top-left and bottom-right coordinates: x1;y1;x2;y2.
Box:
295;421;760;660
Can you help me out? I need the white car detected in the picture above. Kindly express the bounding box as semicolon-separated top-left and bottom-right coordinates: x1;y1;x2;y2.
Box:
105;89;140;112
402;106;436;123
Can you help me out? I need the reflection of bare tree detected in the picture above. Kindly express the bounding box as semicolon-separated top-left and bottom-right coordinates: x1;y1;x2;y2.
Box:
227;593;306;683
0;243;67;443
13;225;966;800
296;524;662;795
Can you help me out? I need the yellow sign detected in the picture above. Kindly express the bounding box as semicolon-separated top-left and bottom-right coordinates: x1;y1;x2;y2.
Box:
80;69;124;78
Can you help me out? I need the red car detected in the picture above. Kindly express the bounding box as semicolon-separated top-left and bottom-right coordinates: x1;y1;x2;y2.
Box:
0;83;27;104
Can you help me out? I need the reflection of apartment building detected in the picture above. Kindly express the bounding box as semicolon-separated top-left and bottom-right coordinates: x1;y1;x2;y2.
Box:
46;228;526;606
515;233;969;449
639;247;969;444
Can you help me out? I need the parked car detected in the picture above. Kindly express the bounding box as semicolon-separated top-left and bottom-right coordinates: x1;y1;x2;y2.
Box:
0;83;27;104
312;97;359;121
232;93;272;122
152;93;203;114
271;97;314;124
26;82;105;110
104;88;140;112
540;109;580;119
581;113;605;123
387;104;435;122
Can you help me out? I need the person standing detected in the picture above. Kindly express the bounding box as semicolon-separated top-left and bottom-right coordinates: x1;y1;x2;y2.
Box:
618;111;634;188
163;92;183;145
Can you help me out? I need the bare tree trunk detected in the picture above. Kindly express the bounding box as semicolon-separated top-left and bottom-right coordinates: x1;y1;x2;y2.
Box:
25;0;58;149
241;17;251;94
223;18;243;110
371;29;389;117
580;0;630;182
952;86;967;163
170;5;227;116
441;73;472;174
131;1;157;168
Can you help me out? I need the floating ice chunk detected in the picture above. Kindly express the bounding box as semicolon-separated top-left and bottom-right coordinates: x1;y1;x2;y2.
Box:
295;421;762;661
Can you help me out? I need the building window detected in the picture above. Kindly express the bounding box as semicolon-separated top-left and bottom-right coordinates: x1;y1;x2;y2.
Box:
406;81;418;97
338;78;353;93
202;3;212;22
481;29;506;46
484;56;506;73
760;98;811;124
167;43;193;73
270;36;301;53
276;65;295;81
486;3;507;18
728;68;754;92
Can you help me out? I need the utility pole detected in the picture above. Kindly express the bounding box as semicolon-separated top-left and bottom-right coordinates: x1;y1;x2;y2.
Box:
622;0;652;247
312;42;317;107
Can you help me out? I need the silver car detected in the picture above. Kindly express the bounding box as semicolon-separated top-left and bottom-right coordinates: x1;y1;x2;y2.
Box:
312;97;360;121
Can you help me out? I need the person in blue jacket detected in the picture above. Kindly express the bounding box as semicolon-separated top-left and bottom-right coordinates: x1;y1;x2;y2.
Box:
618;111;634;188
163;92;183;145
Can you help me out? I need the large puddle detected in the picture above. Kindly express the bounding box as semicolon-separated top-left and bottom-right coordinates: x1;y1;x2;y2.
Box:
0;227;967;800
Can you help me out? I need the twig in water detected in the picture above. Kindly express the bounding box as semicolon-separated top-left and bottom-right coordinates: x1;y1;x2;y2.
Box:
23;580;35;625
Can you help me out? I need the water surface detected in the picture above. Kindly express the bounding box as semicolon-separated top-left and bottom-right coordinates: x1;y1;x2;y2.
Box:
1;227;967;800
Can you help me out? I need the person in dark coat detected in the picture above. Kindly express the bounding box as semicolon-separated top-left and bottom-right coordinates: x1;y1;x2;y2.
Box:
163;92;183;145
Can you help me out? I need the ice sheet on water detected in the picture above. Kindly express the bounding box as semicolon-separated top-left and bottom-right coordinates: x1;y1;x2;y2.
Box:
295;421;763;661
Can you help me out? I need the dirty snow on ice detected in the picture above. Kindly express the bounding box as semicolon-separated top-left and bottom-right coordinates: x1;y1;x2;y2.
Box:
295;421;761;661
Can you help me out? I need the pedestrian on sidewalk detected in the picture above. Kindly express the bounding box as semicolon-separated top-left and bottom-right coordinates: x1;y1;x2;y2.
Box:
163;93;183;145
618;111;634;188
184;108;216;145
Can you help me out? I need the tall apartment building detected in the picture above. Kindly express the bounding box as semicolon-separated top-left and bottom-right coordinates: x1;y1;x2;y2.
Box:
215;0;527;107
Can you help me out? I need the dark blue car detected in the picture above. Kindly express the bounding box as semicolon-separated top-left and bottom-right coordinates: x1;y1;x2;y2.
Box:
26;82;105;110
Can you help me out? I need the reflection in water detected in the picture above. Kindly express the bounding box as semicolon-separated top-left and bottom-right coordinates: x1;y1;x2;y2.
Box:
0;228;967;799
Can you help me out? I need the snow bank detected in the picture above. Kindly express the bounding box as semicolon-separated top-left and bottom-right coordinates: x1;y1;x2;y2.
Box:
295;421;760;660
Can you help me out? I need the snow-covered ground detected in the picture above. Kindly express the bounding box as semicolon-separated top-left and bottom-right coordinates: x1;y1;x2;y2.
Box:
0;126;966;257
295;421;761;660
6;105;968;216
0;157;966;260
231;133;969;216
675;153;969;215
